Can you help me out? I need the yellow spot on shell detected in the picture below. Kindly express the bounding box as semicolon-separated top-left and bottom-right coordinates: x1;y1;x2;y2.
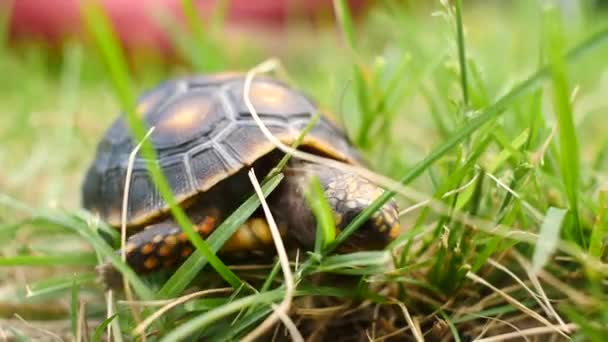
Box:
164;235;177;246
389;223;401;238
141;243;155;255
208;72;242;81
125;243;137;254
153;234;164;243
158;244;173;257
161;100;211;132
144;257;158;270
251;83;290;107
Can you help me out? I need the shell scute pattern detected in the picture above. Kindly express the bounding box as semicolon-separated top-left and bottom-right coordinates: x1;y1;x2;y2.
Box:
82;75;356;227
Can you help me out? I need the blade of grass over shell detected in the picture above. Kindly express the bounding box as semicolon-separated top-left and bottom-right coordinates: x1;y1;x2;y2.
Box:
81;2;242;290
327;27;608;255
304;176;336;254
455;0;469;106
157;174;283;298
267;112;320;179
160;91;319;300
544;5;583;246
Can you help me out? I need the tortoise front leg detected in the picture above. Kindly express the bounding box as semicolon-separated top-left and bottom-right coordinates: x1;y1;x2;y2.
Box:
98;216;285;288
98;215;217;288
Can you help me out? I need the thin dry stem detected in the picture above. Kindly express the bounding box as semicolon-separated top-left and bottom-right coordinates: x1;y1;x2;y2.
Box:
241;170;303;342
531;125;557;166
118;126;155;340
484;169;543;221
471;314;530;342
466;272;570;339
105;291;115;342
13;314;64;341
487;258;563;326
514;257;568;328
510;250;593;307
132;288;232;336
399;172;479;217
392;300;424;342
474;323;577;342
76;300;88;342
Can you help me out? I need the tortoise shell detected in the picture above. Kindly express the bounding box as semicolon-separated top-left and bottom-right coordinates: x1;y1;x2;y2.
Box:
82;73;362;228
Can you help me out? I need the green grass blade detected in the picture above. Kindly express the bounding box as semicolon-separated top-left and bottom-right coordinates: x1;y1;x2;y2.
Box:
544;5;583;246
0;193;155;299
315;251;390;274
329;26;608;254
209;0;230;35
589;190;608;258
157;174;284;298
208;307;273;342
0;253;98;266
92;314;118;342
488;129;529;173
304;176;337;254
26;273;97;299
70;281;79;339
180;0;220;71
333;0;357;52
440;310;461;342
81;2;242;290
160;290;284;341
532;207;567;274
268;112;320;178
455;0;469;106
70;215;156;300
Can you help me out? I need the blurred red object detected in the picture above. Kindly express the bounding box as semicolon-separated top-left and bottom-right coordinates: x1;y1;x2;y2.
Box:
7;0;370;54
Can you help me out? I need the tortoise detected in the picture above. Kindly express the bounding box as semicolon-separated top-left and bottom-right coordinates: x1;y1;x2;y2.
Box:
82;73;400;281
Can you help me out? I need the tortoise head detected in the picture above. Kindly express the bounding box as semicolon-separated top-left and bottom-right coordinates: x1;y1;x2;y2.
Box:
275;162;400;251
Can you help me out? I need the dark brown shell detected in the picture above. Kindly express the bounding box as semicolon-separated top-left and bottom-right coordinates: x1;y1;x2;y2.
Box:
81;73;361;227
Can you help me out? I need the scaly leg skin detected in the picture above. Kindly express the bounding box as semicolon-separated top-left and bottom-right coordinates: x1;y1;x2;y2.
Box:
270;161;401;252
97;216;281;289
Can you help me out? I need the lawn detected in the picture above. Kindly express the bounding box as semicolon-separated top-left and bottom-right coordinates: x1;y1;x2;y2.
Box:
1;0;608;340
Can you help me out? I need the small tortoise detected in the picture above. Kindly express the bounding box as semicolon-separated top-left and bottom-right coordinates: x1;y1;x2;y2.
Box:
82;73;400;279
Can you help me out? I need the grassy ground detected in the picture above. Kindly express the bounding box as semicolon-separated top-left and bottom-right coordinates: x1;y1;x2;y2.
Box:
2;0;608;340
